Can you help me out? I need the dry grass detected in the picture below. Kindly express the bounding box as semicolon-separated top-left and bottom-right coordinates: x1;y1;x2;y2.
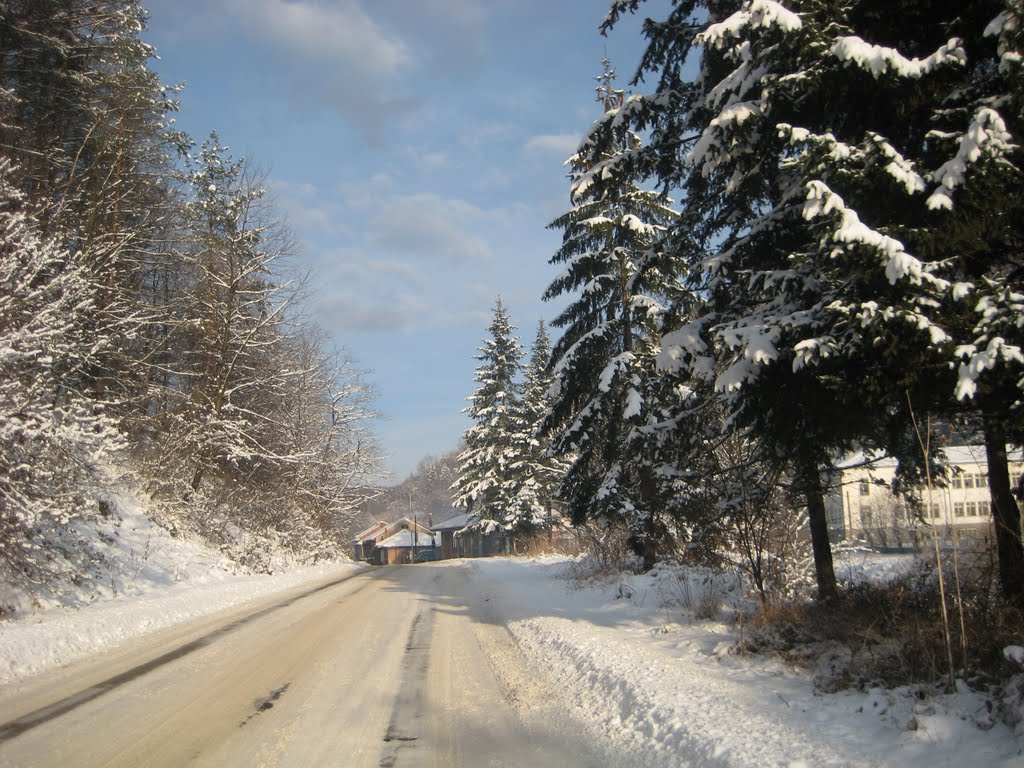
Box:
738;560;1024;691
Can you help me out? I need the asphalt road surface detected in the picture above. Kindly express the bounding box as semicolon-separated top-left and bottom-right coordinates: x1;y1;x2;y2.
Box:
0;563;607;767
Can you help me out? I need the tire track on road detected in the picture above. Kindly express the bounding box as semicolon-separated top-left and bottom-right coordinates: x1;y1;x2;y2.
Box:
379;604;435;768
0;569;369;743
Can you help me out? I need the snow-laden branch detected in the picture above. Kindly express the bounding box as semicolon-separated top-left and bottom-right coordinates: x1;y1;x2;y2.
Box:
697;0;802;50
829;36;965;79
927;107;1015;211
803;180;946;288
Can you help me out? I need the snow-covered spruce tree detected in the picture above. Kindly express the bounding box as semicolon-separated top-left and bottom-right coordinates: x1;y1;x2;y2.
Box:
452;298;530;541
543;59;680;570
698;0;1024;601
931;3;1024;601
0;162;123;597
505;321;569;540
598;0;1024;600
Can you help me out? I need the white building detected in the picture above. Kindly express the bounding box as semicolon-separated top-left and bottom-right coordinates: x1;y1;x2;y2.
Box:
825;446;1024;549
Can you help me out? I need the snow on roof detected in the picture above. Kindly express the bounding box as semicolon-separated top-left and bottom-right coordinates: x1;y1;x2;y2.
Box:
431;512;476;531
391;516;434;532
835;445;1023;470
942;445;1024;465
353;520;389;541
354;517;434;542
375;529;438;549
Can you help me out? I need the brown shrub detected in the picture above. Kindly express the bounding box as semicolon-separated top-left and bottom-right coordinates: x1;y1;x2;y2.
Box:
737;560;1024;691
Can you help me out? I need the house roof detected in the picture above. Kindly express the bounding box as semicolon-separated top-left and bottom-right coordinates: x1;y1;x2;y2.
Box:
353;520;389;541
375;529;439;549
389;516;434;532
835;445;1024;471
431;512;476;531
354;516;436;543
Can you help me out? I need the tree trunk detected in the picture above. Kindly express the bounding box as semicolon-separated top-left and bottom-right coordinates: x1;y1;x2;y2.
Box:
798;449;838;601
641;534;657;572
638;470;659;571
983;418;1024;605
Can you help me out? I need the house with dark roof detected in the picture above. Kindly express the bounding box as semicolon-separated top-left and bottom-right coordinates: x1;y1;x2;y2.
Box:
431;512;474;560
430;513;509;559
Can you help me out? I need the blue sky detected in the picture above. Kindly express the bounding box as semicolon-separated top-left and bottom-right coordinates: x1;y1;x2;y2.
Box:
144;0;666;482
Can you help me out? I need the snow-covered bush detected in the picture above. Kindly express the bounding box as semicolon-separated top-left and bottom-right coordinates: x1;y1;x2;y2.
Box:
651;561;743;620
562;521;642;586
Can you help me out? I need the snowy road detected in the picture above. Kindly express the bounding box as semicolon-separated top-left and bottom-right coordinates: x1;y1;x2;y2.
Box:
0;564;604;768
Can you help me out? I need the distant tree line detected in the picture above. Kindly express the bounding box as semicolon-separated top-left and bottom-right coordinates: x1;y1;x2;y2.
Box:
0;0;381;594
455;1;1024;607
360;450;462;532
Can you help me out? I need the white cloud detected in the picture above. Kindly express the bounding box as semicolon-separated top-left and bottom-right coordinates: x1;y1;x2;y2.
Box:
218;0;419;139
229;0;411;76
367;0;489;74
457;120;518;153
339;186;511;261
369;196;493;263
524;132;580;158
308;246;457;333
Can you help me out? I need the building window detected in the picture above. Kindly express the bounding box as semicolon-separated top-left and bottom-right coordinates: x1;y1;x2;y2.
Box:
859;479;870;496
929;503;941;519
961;500;990;517
954;502;966;518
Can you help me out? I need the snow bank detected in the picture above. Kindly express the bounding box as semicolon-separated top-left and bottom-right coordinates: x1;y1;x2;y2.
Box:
0;488;362;685
469;557;1023;768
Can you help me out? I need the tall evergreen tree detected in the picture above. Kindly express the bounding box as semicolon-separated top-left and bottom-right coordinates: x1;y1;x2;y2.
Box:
507;321;568;535
543;59;680;569
597;0;1024;600
452;298;528;535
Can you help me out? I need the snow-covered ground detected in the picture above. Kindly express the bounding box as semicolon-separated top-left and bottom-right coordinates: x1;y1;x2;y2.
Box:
465;555;1023;768
1;519;1021;766
0;492;364;685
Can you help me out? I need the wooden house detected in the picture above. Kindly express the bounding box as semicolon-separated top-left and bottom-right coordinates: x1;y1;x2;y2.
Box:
352;520;390;561
430;513;509;559
432;512;474;559
352;517;437;564
375;527;439;565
